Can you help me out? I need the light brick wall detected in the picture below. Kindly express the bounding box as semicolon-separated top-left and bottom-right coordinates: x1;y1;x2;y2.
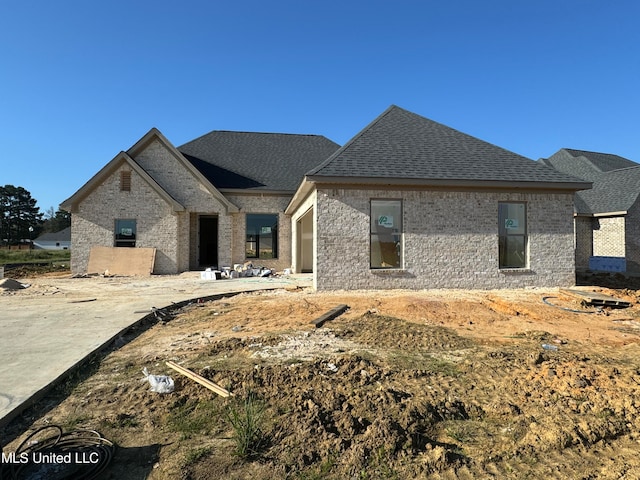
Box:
70;164;181;274
225;193;293;271
135;138;235;270
313;188;576;290
592;216;625;257
626;203;640;272
70;139;239;274
136;140;225;211
574;216;593;270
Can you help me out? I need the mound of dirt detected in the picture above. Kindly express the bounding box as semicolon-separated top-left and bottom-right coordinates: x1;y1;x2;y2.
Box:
0;278;29;290
4;289;640;479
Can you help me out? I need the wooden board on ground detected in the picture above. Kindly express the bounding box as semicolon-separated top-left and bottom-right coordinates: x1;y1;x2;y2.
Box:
560;288;631;308
87;246;156;276
166;361;231;397
311;304;349;328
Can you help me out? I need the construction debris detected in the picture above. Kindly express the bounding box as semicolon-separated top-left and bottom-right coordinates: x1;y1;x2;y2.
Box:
166;361;231;397
0;278;29;290
200;263;278;281
311;304;350;328
235;262;275;278
152;307;173;322
141;367;175;394
560;288;632;308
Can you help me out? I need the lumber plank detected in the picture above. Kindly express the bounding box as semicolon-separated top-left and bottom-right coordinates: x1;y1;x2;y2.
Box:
166;361;231;397
311;304;349;328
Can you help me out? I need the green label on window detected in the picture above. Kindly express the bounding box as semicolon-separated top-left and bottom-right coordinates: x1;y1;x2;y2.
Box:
505;219;519;229
378;215;394;228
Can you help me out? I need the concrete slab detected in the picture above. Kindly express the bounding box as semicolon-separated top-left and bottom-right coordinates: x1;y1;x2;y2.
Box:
0;272;310;428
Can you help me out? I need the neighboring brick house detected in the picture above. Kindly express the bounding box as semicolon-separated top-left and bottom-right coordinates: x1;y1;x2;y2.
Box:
60;128;340;274
540;149;640;273
62;105;590;290
286;106;590;289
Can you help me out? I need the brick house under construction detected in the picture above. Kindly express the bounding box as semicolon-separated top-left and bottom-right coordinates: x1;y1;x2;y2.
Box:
62;106;591;289
541;148;640;273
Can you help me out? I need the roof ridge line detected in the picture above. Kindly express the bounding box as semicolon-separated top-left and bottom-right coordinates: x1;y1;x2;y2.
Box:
306;105;399;176
603;163;640;174
179;130;329;148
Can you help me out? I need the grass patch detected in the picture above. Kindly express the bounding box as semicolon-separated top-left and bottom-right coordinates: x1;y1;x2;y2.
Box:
387;351;460;376
62;412;93;430
182;445;214;467
168;398;223;440
367;446;399;479
444;420;477;443
0;249;70;264
100;413;139;430
225;390;267;458
297;454;337;479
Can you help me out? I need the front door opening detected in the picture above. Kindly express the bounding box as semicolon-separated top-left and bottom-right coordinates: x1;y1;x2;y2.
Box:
199;216;218;268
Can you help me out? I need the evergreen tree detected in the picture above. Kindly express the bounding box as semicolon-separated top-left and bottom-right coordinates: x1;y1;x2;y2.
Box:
41;207;71;233
0;185;43;245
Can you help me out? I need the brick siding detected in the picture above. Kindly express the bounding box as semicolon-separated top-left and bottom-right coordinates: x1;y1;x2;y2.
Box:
592;216;626;258
574;216;593;270
69;140;294;275
626;203;640;272
70;164;181;274
225;194;293;271
312;188;576;290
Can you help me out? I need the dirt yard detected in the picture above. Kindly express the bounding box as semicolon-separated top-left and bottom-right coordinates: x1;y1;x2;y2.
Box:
4;278;640;479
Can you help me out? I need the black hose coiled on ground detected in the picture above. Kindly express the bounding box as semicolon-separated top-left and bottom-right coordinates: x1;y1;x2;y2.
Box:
1;425;114;480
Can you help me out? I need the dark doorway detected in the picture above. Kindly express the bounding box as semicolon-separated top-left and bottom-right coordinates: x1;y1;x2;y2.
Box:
199;216;218;268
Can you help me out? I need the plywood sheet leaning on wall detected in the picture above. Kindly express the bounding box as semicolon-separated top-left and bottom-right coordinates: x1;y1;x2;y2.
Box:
87;246;156;276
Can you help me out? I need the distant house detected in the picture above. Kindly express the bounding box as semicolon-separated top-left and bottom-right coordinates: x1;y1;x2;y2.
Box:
33;227;71;250
540;149;640;273
62;105;590;289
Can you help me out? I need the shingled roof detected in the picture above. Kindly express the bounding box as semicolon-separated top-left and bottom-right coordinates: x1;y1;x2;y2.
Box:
540;148;638;182
179;131;340;192
34;226;70;243
540;148;640;214
306;106;590;190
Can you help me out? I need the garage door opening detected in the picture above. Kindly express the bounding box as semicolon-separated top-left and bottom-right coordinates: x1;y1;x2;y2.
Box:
297;209;313;273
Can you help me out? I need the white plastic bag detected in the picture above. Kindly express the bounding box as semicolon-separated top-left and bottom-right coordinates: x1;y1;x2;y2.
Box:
141;367;175;393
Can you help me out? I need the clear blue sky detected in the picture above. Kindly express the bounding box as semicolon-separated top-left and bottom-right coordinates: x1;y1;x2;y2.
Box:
2;0;639;214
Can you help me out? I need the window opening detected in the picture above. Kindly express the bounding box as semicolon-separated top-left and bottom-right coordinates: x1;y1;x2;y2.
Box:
115;219;136;247
370;199;402;268
498;202;527;268
246;214;278;259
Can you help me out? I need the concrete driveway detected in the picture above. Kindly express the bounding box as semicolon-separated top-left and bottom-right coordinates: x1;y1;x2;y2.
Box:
0;272;310;428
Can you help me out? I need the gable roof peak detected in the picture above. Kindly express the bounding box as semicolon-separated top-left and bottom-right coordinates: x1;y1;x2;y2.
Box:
60;151;185;213
306;105;589;190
